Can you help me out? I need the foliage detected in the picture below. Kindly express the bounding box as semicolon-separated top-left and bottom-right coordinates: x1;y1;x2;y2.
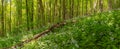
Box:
0;10;120;49
0;0;120;36
21;10;120;49
0;0;120;48
27;10;120;49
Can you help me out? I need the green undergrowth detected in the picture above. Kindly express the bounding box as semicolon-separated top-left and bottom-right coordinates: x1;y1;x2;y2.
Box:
22;10;120;49
0;26;50;48
0;10;120;49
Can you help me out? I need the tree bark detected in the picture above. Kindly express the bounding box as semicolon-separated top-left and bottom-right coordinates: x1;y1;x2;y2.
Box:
62;0;66;20
37;0;44;26
99;0;103;12
108;0;113;10
1;0;5;36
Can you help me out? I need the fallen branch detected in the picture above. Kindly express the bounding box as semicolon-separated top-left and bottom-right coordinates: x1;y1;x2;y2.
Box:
3;20;77;49
5;21;67;49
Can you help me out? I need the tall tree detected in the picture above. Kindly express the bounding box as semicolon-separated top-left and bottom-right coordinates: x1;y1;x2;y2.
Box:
90;0;93;13
77;0;80;16
59;0;62;21
54;0;56;22
48;0;52;23
37;0;44;27
93;0;99;13
62;0;66;20
86;0;88;15
29;0;34;29
1;0;4;35
15;0;22;32
82;0;84;15
31;0;34;29
9;0;12;33
26;0;30;30
99;0;103;12
25;0;34;30
71;0;74;18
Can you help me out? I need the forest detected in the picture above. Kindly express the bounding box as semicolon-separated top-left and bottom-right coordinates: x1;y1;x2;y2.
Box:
0;0;120;49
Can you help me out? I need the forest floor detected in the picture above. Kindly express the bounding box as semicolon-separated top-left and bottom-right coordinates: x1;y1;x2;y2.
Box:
1;10;120;49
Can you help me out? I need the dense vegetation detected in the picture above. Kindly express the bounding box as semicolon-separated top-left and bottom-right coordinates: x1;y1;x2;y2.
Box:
1;0;120;49
0;0;120;36
23;10;120;49
0;10;120;49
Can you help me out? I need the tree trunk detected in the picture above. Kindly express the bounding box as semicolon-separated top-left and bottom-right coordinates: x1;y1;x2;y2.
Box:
108;0;113;10
1;0;5;36
62;0;66;20
99;0;103;12
37;0;44;27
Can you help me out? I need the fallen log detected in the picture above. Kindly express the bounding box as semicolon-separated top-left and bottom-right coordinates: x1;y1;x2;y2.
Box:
3;20;76;49
7;21;67;49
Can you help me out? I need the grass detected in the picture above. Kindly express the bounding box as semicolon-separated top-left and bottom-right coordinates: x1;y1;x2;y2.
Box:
0;10;120;49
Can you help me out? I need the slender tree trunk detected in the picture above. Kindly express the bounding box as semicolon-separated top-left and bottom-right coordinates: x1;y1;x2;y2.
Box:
26;0;30;30
82;0;84;15
1;0;5;36
108;0;113;10
59;0;62;21
86;0;88;15
37;0;44;27
53;0;56;23
15;0;22;32
62;0;66;20
90;0;93;13
99;0;103;12
72;0;74;18
4;0;7;35
9;0;12;33
69;0;72;18
31;0;34;29
70;0;74;18
48;0;52;23
77;0;80;16
28;0;34;29
93;0;99;13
